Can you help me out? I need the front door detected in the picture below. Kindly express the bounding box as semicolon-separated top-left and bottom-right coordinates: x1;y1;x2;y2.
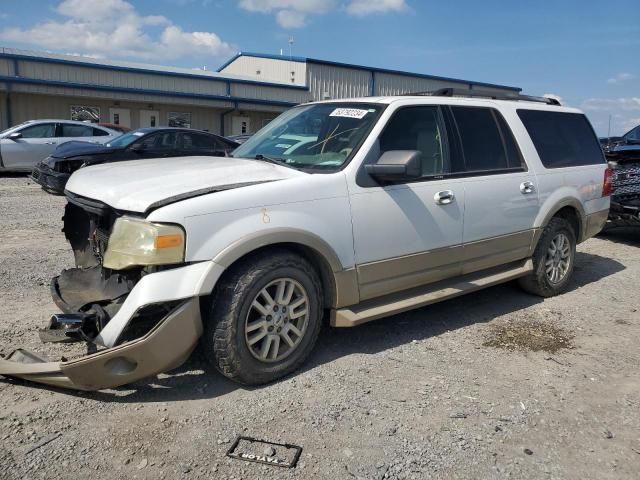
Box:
109;108;131;128
1;122;57;170
349;105;466;301
140;110;160;128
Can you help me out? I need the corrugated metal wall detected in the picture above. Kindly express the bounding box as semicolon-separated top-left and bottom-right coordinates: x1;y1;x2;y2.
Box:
8;92;225;132
374;72;470;96
307;63;371;100
231;83;309;104
221;56;307;86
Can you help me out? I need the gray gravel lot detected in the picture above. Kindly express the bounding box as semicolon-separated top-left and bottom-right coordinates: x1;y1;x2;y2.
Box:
1;175;639;480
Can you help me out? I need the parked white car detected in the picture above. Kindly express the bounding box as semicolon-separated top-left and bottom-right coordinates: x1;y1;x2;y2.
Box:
0;120;120;171
0;90;610;390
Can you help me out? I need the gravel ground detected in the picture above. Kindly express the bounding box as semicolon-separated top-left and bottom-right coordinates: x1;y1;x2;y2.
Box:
1;175;639;480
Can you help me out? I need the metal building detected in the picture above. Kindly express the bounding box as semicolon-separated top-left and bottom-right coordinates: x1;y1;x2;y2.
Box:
0;48;520;136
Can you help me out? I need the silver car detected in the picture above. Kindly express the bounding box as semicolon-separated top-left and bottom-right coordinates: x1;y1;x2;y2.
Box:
0;120;120;171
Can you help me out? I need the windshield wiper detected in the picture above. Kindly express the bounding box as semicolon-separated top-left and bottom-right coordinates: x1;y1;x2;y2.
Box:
253;154;297;169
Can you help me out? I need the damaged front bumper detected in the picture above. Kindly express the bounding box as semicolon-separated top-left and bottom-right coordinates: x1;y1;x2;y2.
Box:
0;299;201;390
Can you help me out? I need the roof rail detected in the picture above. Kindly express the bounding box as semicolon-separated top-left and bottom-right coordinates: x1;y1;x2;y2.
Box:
405;87;561;106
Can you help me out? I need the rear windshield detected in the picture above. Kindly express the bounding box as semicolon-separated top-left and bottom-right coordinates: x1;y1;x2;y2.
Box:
517;110;605;168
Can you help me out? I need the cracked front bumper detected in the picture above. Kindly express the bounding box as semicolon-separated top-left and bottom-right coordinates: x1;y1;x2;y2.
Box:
0;299;202;390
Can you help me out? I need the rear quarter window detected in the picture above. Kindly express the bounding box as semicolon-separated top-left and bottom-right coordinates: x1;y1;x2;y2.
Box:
517;110;605;168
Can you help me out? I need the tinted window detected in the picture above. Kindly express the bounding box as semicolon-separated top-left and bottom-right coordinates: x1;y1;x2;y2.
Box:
517;110;604;168
19;123;55;139
379;106;449;176
451;107;510;172
142;132;178;151
60;124;94;137
181;133;218;152
625;126;640;142
494;112;525;169
93;128;109;136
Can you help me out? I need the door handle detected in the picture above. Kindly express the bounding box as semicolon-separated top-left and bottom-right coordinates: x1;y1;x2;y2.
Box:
520;181;535;194
434;190;455;205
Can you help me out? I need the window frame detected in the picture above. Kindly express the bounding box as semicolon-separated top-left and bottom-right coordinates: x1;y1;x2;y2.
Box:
360;104;528;188
448;105;528;176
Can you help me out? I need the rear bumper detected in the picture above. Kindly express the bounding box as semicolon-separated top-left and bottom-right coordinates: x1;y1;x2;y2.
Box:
0;299;201;391
31;164;70;194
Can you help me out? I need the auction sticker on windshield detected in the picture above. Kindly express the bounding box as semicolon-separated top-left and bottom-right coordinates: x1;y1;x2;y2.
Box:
330;108;370;119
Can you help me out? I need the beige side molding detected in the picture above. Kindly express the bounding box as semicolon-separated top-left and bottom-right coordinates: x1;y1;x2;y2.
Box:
332;259;533;327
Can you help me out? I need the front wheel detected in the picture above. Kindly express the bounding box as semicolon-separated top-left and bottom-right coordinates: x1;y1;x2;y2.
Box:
518;217;577;297
202;250;323;385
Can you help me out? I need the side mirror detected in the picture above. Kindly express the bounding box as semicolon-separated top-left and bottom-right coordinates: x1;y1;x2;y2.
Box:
8;132;22;140
365;150;422;182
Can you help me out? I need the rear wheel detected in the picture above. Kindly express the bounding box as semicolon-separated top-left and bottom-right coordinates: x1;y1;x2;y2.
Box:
202;250;323;385
519;217;576;297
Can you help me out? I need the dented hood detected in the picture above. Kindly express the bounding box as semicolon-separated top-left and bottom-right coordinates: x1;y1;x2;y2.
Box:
64;156;306;213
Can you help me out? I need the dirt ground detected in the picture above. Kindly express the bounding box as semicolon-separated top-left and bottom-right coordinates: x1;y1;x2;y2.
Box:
1;175;639;480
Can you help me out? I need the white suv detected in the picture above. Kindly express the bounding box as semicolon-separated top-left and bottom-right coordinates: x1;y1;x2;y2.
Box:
0;89;611;390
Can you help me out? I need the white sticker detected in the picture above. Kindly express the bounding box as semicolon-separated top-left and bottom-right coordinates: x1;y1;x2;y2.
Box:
329;108;369;119
275;144;293;149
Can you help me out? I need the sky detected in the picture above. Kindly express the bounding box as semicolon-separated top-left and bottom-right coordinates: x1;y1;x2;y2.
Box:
0;0;638;135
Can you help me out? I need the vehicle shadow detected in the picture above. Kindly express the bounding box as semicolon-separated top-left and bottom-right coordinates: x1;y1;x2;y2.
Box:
9;251;623;403
598;227;640;248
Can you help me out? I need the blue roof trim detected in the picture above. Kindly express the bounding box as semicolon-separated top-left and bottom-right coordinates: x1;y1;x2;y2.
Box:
0;76;297;108
0;52;308;91
221;52;521;93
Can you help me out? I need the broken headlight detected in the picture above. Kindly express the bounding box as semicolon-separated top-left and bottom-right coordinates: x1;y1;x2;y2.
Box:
103;216;185;270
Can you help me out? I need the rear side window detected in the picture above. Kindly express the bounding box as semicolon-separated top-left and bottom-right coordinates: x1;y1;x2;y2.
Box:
450;106;523;172
60;124;94;137
181;133;218;152
517;110;604;168
93;128;109;136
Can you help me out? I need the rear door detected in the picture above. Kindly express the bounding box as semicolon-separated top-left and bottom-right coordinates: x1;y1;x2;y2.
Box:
1;122;57;170
451;106;539;274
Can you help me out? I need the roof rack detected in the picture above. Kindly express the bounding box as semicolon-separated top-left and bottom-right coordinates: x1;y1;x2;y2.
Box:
404;87;561;106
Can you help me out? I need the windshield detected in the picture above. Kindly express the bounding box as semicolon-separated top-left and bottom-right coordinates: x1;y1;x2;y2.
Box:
106;131;146;148
232;103;384;170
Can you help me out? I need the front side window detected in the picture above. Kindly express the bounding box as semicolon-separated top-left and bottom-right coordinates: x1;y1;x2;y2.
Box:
379;106;450;177
143;132;178;151
517;110;604;168
625;125;640;142
233;103;384;171
19;123;56;139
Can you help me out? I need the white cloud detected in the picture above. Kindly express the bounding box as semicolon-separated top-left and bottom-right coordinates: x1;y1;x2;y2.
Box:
581;97;640;136
237;0;408;28
346;0;408;16
0;0;235;62
581;97;640;112
276;10;307;28
607;72;636;84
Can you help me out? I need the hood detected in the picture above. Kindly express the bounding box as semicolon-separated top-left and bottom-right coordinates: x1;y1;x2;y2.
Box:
52;141;116;159
65;156;306;213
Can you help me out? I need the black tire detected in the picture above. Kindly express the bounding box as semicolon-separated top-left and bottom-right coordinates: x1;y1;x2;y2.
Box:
202;249;323;385
518;217;577;297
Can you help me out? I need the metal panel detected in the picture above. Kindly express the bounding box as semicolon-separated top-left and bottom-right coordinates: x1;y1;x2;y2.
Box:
220;55;307;86
307;63;371;101
231;83;309;104
375;72;471;96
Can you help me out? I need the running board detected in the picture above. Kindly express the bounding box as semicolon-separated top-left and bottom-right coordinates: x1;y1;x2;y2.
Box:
331;259;533;327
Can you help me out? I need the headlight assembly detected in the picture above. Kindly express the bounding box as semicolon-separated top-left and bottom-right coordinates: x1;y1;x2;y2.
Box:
103;216;185;270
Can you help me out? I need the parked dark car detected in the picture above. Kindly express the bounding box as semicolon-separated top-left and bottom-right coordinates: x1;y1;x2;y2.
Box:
31;128;239;194
600;124;640;153
607;141;640;227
